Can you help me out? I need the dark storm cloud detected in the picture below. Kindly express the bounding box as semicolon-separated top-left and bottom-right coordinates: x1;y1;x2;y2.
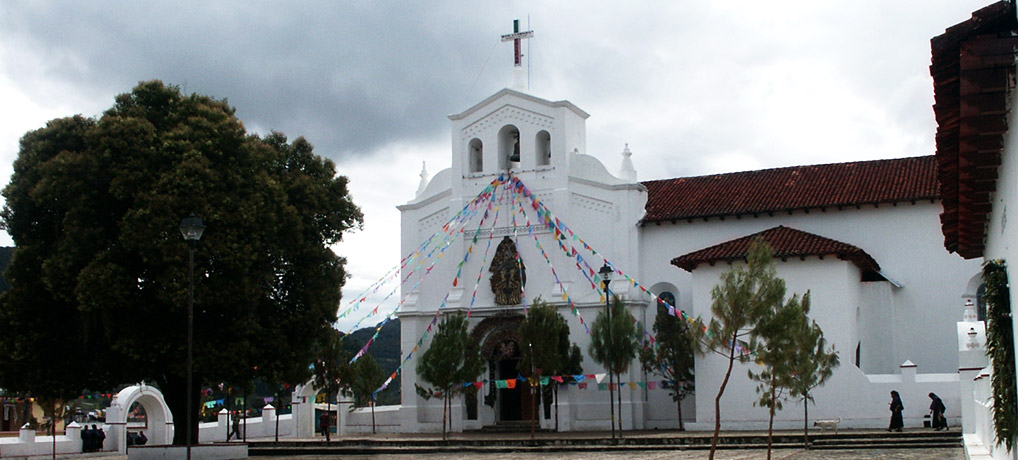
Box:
1;1;518;159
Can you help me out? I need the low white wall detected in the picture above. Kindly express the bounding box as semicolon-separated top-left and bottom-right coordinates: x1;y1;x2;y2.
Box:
690;358;961;431
963;368;1014;460
197;406;296;442
342;405;403;434
0;422;113;458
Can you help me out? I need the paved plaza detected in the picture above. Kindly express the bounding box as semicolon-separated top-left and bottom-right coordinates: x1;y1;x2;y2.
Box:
257;447;965;459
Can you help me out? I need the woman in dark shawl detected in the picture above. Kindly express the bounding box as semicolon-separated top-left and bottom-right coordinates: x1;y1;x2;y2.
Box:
888;390;904;432
929;392;947;430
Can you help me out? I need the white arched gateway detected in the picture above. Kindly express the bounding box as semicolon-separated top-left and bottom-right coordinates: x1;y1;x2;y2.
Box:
106;384;174;453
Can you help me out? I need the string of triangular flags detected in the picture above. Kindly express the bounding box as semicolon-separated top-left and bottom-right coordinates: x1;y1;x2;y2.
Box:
505;178;592;334
366;176;511;391
349;176;508;364
359;170;738;399
424;374;689;398
336;174;500;325
506;175;711;342
506;176;663;344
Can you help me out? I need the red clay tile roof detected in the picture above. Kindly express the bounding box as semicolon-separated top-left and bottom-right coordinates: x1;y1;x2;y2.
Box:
641;156;939;224
931;1;1018;259
671;226;880;273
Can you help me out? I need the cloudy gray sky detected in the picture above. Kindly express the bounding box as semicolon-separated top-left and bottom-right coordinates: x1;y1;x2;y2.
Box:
0;1;992;329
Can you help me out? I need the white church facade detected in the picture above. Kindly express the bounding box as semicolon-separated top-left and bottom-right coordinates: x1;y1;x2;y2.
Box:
388;85;983;433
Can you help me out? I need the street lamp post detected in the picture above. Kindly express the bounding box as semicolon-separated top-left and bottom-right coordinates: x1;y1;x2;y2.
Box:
598;262;615;443
179;215;205;460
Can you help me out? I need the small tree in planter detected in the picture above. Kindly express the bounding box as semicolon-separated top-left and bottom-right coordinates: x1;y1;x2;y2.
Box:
639;300;700;431
417;313;484;439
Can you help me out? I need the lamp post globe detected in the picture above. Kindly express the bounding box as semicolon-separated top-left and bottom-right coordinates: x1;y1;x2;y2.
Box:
180;215;204;460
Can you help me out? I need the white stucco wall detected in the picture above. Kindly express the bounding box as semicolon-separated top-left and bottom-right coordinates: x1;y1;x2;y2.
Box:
394;88;978;433
397;89;648;432
640;201;982;375
977;87;1018;459
688;258;961;430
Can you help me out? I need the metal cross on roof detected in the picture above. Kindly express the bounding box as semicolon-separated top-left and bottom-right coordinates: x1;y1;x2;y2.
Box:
501;19;534;68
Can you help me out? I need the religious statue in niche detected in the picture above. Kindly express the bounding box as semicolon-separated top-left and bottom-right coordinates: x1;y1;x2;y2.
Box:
489;236;526;305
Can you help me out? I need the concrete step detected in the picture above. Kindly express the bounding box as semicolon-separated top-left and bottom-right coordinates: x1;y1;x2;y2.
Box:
250;429;962;455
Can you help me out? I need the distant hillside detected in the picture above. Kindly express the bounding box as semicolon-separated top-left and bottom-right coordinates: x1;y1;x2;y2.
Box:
341;318;401;405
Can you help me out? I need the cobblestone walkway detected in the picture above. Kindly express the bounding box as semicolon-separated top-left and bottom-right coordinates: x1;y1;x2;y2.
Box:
258;447;965;460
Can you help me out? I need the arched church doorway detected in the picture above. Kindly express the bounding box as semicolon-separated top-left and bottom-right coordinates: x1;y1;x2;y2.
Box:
493;339;524;421
474;314;535;425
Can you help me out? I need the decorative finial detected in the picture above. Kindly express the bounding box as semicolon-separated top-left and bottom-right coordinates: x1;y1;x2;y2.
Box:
966;327;979;349
963;298;977;322
416;161;429;197
619;143;637;182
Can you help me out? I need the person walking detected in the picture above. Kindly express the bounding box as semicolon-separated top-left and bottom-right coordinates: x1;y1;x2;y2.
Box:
929;392;948;430
320;411;331;442
888;390;904;432
229;412;241;441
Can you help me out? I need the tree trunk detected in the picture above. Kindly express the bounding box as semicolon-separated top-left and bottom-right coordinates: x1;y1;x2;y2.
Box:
803;394;810;448
371;399;376;434
767;374;776;460
274;389;281;442
608;371;616;442
709;334;738;460
242;390;248;442
554;384;559;432
162;374;200;446
677;391;684;431
325;385;331;443
51;400;56;460
441;391;448;440
617;377;623;438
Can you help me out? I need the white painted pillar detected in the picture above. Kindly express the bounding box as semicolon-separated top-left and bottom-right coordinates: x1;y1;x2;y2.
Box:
19;424;35;442
217;409;229;442
262;404;276;438
66;422;82;452
957;320;988;434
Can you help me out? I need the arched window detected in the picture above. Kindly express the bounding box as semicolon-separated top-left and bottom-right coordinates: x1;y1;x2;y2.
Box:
535;130;551;166
498;125;521;170
657;291;676;316
469;138;483;173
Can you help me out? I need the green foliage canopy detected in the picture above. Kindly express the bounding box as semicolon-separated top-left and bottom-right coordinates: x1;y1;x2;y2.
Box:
351;354;384;409
417;313;484;393
0;80;363;444
640;300;700;429
416;313;484;438
589;295;638;376
704;238;786;460
983;259;1016;450
518;299;573;377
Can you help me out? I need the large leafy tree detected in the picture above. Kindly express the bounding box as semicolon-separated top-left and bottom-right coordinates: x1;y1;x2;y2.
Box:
416;313;484;439
518;299;577;432
0;81;363;445
704;239;785;460
589;295;638;441
639;301;700;431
